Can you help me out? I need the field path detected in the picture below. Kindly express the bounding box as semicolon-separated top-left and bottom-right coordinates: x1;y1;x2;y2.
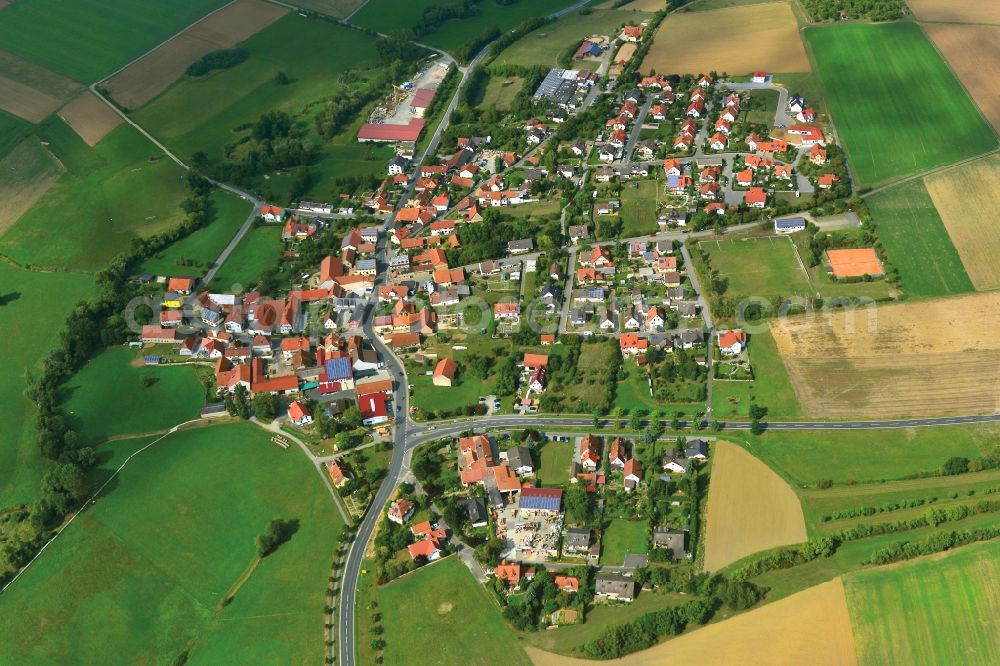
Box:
524;578;857;665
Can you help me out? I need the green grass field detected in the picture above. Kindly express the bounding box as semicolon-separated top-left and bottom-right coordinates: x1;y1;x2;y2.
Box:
867;179;974;299
0;123;189;271
134;14;389;203
492;8;650;69
207;223;282;292
62;348;207;445
711;327;802;419
408;363;490;416
535;441;574;486
352;0;581;53
601;519;648;566
372;557;531;665
0;0;229;82
805;23;996;188
0;422;341;663
0;265;95;506
845;540;1000;665
743;422;1000;487
478;75;524;111
620;179;660;237
292;0;366;18
141;191;252;276
0;110;33;160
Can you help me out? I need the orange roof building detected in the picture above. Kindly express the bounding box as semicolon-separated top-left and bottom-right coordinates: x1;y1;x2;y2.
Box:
326;460;349;488
494;560;522;588
432;358;457;386
522;353;549;368
826;248;883;278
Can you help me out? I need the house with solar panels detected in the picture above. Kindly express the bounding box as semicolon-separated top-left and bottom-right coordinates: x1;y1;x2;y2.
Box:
774;217;807;234
517;488;563;517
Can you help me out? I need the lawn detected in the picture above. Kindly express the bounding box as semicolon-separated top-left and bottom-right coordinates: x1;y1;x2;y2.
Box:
133;14;389;202
844;540;1000;666
140;191;252;276
711;328;802;419
0;122;190;271
620;179;660;237
615;362;703;415
0;0;229;82
491;8;650;69
207;223;283;292
408;361;490;417
0;265;96;507
535;440;574;487
373;557;531;665
0;422;342;664
600;519;648;566
478;75;524;111
741;422;1000;487
62;347;207;445
867;178;974;299
804;23;996;188
352;0;583;53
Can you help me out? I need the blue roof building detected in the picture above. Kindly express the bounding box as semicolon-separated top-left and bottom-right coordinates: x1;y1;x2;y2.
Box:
518;488;563;513
325;357;353;382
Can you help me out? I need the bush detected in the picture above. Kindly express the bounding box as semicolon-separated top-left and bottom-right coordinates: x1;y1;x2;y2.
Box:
257;517;300;557
186;49;248;77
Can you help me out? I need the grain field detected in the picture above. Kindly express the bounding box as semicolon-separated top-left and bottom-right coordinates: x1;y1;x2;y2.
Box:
923;24;1000;134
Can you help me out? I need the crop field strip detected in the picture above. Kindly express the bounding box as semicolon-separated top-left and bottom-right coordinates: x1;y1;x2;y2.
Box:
0;49;82;122
57;91;123;146
804;23;996;188
906;0;1000;24
103;0;288;110
922;23;1000;136
769;291;1000;418
0;137;65;237
641;2;810;77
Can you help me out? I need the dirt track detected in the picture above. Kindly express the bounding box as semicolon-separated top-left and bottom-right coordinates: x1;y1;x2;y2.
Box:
703;441;806;571
58;91;123;146
770;292;1000;417
103;0;288;110
524;578;857;665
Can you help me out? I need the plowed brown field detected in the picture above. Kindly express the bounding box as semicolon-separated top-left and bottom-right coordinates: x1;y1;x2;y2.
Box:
907;0;1000;24
103;0;287;109
770;292;1000;418
58;91;122;146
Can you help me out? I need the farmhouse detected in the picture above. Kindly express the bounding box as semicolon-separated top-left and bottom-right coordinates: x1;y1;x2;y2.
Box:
825;248;884;278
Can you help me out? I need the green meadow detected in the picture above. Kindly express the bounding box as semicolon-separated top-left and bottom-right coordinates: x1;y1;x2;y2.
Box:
352;0;581;53
141;191;253;277
0;0;228;82
711;328;802;419
0;122;190;271
867;179;974;299
0;264;95;506
0;423;342;664
208;223;283;292
62;348;207;445
845;540;1000;666
0;110;32;160
601;519;648;566
805;23;995;188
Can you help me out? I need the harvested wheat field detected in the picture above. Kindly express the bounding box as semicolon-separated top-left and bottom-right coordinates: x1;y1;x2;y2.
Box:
58;91;123;146
0;138;64;236
703;441;806;571
923;24;1000;134
599;0;665;10
641;2;809;76
0;74;63;122
907;0;1000;24
770;292;1000;418
103;0;287;109
925;154;1000;290
525;578;857;666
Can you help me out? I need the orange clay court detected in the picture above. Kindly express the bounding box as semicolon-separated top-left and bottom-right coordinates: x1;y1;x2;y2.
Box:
826;248;883;278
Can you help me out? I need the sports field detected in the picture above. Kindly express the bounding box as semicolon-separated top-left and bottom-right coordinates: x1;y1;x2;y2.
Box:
142;191;252;276
923;24;1000;136
103;0;288;110
923;154;1000;291
0;123;190;271
769;291;1000;418
492;9;650;69
525;578;857;665
57;91;123;146
703;442;806;571
805;23;996;188
0;137;64;237
641;3;810;76
867;179;974;298
351;0;580;53
62;348;206;445
376;557;531;666
0;264;95;506
0;422;342;663
0;0;230;83
845;540;1000;666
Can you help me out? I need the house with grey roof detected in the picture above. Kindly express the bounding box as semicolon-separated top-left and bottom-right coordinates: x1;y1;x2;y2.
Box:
508;239;534;254
504;445;534;475
595;573;637;602
652;527;687;560
563;527;591;554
